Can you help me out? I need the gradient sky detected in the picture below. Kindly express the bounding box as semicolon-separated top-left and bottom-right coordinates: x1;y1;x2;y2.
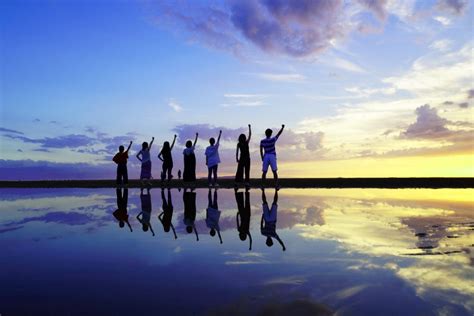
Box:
1;0;473;179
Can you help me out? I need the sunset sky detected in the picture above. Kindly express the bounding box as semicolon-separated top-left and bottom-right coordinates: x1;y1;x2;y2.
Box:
1;0;473;179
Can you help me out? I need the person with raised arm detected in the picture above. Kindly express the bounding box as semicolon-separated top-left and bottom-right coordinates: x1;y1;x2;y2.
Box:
183;133;198;185
158;188;177;239
205;130;222;187
260;124;284;189
137;189;155;236
235;188;252;250
260;188;286;251
113;140;133;187
183;188;199;241
235;124;252;189
136;137;154;188
206;188;222;244
158;134;177;184
113;188;132;232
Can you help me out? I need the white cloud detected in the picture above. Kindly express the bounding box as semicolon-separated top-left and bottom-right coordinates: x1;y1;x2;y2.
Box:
221;93;268;107
255;72;307;82
429;39;452;52
433;15;451;25
168;99;183;112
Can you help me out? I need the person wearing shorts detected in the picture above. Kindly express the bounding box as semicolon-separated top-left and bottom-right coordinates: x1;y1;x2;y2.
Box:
260;124;285;188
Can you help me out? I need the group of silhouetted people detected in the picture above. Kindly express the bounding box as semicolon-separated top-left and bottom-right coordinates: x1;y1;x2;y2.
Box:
113;124;285;189
113;187;286;251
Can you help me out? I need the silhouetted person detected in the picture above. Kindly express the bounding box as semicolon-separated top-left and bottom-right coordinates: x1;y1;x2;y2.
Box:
261;188;286;251
136;137;155;188
205;130;222;187
206;188;222;244
137;190;155;236
178;169;182;180
235;124;251;188
235;188;252;250
260;125;284;189
183;188;199;241
158;135;177;183
158;188;177;239
183;133;198;185
113;188;132;232
113;141;133;186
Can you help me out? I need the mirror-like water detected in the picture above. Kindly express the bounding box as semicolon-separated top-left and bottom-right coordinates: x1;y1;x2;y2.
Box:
1;188;473;315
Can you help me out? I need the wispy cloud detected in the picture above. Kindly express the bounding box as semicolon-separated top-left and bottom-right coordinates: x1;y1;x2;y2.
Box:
255;72;306;82
168;99;183;112
221;93;268;107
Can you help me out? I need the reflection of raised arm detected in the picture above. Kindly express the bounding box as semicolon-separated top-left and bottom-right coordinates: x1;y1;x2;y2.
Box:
217;230;222;244
248;232;252;251
126;141;133;152
149;137;155;150
236;145;240;163
247;124;252;142
171;223;177;239
126;220;133;232
275;233;286;251
194;224;199;241
171;134;177;150
217;130;222;145
193;133;198;147
276;124;285;138
149;224;155;237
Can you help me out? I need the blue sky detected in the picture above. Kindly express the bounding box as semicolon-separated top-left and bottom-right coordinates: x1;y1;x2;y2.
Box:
1;0;473;179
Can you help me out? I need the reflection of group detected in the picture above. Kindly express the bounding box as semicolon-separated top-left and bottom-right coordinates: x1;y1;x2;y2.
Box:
113;124;285;189
112;187;286;251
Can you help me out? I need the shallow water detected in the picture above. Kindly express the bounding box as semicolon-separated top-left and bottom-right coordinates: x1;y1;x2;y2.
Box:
0;188;473;315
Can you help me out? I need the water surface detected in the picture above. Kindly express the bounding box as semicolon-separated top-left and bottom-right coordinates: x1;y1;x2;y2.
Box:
1;188;473;315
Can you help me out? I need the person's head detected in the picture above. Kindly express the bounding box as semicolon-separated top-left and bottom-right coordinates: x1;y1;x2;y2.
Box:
266;237;274;247
142;142;148;150
119;221;125;228
209;137;215;145
142;224;149;232
210;229;216;236
119;145;125;153
163;141;170;150
186;226;193;233
238;133;246;144
186;140;192;148
239;232;247;241
265;129;273;138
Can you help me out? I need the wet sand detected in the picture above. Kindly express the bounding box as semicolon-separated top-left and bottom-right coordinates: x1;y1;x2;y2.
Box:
0;178;473;188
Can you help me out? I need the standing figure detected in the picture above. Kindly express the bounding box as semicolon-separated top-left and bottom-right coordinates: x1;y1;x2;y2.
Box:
113;141;133;186
260;188;286;251
113;188;132;232
205;130;222;187
235;124;251;188
137;189;155;236
183;189;199;241
183;133;198;185
136;137;155;188
260;125;284;189
158;134;177;183
206;188;222;244
235;188;252;250
158;188;177;239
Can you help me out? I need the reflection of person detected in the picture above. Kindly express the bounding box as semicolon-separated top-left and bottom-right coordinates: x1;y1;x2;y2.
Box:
158;135;177;183
260;125;284;189
183;189;199;241
183;133;198;184
261;189;286;251
113;188;132;232
235;124;251;188
137;190;155;236
235;189;252;250
158;188;177;239
206;189;222;244
205;130;222;187
113;141;133;186
136;137;155;187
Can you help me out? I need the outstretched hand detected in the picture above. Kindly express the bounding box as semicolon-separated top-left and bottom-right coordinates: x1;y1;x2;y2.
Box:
152;137;155;140
174;134;177;138
282;124;285;128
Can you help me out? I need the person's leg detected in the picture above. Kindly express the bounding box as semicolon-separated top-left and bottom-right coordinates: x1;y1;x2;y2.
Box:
270;155;279;188
208;188;212;208
123;165;128;185
167;164;173;181
213;165;218;185
116;166;121;185
235;162;244;183
244;159;251;184
208;167;212;186
262;155;269;185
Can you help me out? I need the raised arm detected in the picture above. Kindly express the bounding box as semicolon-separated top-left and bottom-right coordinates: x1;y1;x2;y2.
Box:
217;130;222;145
126;141;133;152
193;133;198;147
148;137;155;150
170;134;177;150
276;124;285;139
247;124;251;142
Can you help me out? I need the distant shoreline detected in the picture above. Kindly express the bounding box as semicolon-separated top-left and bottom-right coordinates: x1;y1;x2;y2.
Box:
0;178;473;189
